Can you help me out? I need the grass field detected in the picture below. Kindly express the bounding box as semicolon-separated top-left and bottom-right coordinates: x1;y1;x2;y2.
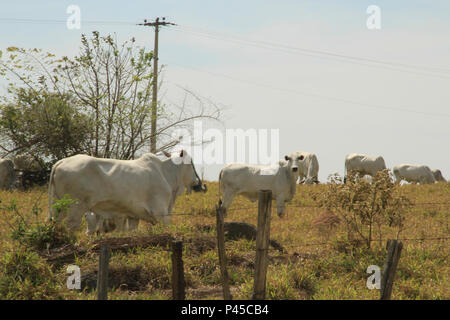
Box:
0;181;448;300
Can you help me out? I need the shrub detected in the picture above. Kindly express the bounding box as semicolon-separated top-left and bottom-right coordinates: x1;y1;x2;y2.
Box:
314;170;410;248
0;247;61;299
6;198;73;250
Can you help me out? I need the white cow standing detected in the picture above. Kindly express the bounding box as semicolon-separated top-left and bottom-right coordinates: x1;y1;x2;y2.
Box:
432;169;446;182
0;159;16;190
48;150;206;233
344;153;387;182
291;151;319;184
393;164;437;184
218;153;304;218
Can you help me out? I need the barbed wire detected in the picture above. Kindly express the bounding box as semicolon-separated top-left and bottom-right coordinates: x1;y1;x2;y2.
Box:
256;236;450;252
169;201;450;216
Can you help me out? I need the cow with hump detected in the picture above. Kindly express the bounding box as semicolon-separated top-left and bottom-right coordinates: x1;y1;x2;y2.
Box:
48;150;206;233
393;164;437;184
344;153;387;182
218;152;304;218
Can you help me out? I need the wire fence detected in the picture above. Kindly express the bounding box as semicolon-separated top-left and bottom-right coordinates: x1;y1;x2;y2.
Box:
169;201;450;216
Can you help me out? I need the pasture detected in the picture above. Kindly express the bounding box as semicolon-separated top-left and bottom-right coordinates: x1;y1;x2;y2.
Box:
0;181;448;300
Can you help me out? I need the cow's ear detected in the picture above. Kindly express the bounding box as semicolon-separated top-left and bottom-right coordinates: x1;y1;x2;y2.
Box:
285;155;291;161
298;155;304;161
179;150;184;157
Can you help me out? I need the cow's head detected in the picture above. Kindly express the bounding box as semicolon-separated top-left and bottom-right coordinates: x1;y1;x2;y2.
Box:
285;153;304;175
169;150;207;193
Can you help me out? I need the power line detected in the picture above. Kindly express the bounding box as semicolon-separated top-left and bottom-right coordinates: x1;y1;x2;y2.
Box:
170;24;450;77
0;17;136;25
2;17;449;78
166;61;450;118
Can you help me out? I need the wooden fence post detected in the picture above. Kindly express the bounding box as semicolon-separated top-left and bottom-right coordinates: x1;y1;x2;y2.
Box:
380;239;403;300
216;204;232;300
171;240;185;300
252;190;272;300
97;244;110;300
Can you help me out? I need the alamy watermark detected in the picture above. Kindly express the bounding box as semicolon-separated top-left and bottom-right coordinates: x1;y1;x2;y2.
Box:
66;5;81;30
66;265;81;290
366;5;381;30
366;265;381;290
170;120;280;168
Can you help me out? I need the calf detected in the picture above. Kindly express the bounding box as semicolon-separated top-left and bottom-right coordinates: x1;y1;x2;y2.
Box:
218;153;303;217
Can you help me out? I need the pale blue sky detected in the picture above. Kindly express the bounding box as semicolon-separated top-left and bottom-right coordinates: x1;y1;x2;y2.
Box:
1;1;449;181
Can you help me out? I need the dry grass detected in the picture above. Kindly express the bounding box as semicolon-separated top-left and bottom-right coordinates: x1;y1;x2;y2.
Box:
0;182;448;300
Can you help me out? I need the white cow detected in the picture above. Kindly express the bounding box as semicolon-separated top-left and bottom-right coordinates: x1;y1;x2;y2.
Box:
291;151;319;184
0;159;16;190
218;153;304;218
48;150;206;233
393;164;436;184
345;153;387;182
432;169;446;182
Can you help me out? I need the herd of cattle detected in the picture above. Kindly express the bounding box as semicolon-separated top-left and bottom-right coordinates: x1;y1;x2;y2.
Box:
0;151;447;235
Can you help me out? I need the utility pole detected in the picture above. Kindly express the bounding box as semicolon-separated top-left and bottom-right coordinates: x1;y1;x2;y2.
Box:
138;17;176;153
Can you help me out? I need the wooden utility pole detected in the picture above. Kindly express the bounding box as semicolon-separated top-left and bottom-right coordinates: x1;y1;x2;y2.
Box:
138;17;176;153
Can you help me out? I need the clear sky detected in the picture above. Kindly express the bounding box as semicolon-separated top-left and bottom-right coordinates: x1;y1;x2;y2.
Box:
1;1;449;181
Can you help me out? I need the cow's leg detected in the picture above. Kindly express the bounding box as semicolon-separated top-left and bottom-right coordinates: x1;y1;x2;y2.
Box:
221;189;235;210
393;171;402;184
126;218;140;232
66;203;87;232
275;196;286;218
112;216;126;233
85;212;99;235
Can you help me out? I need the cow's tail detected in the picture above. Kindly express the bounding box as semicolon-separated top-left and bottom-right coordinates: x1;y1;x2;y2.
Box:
218;169;224;207
48;160;62;222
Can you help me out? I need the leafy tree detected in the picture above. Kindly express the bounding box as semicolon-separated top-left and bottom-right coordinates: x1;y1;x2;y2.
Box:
0;89;92;162
0;32;222;161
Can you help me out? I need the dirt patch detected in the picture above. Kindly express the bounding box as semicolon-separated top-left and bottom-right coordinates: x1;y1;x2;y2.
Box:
40;234;175;267
184;235;216;255
80;264;171;292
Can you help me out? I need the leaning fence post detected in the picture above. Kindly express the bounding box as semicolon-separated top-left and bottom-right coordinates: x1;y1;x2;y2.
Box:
380;239;403;300
216;204;232;300
97;243;110;300
252;190;272;300
171;239;186;300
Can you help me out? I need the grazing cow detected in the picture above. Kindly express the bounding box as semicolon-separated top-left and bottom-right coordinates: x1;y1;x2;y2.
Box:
48;150;206;233
292;151;319;184
393;164;436;184
432;169;446;182
218;153;304;218
0;159;16;190
345;153;386;182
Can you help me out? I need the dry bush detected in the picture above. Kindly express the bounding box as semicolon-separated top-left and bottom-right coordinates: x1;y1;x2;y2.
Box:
314;170;411;248
311;211;341;240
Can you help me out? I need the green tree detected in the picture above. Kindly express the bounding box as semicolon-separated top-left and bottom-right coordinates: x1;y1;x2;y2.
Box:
0;32;222;160
0;89;92;161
